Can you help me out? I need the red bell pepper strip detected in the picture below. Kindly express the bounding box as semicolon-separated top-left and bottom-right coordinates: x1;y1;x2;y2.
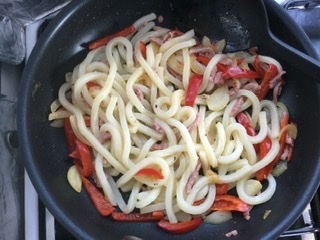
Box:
217;63;227;72
253;55;266;77
256;111;289;181
185;74;203;107
63;118;77;153
73;138;94;177
210;195;249;212
112;211;164;222
157;218;202;234
196;55;211;66
139;41;147;59
63;118;94;177
277;111;290;160
86;82;101;89
255;136;273;181
221;67;260;79
236;58;244;66
81;175;115;216
236;112;261;152
135;168;164;179
88;25;136;50
216;183;229;195
255;64;278;101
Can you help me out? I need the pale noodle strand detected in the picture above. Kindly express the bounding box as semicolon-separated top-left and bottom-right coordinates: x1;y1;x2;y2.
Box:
159;29;195;53
166;118;199;170
165;167;178;223
198;106;218;167
261;100;280;138
247;111;268;144
201;54;225;93
177;168;216;214
182;48;191;90
116;157;170;188
245;55;283;72
132;12;157;30
135;187;161;209
249;138;280;173
135;50;172;96
94;153;116;205
153;118;177;146
237;174;277;205
186;176;211;204
153;90;185;119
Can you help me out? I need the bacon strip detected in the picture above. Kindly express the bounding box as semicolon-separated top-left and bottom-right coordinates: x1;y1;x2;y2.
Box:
186;160;202;194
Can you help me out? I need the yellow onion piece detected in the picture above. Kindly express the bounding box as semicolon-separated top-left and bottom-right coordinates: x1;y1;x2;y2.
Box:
214;39;226;53
278;124;298;140
206;85;229;111
245;179;262;196
67;165;82;193
272;161;288;177
204;210;232;224
50;119;64;128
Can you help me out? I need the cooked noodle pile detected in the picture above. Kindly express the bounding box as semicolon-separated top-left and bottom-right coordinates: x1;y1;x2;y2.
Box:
49;13;297;224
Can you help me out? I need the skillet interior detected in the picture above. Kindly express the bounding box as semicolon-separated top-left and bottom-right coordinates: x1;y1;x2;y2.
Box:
18;0;320;239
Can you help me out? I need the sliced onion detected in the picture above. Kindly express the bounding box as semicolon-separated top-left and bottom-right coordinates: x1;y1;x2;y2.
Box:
214;39;226;53
206;85;229;111
245;179;262;196
204;210;232;224
50;99;61;112
201;36;212;47
278;124;298;140
175;211;192;222
50;119;64;128
67;165;82;193
272;161;288;177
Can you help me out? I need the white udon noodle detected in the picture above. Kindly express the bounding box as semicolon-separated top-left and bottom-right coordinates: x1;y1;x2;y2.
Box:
51;13;290;222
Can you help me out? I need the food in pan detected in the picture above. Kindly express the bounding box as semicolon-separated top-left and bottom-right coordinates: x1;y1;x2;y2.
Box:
49;13;297;234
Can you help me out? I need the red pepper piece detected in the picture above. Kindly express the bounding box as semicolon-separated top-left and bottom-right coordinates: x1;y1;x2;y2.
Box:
253;55;265;77
157;218;202;234
185;74;203;107
74;138;94;177
86;82;101;89
196;55;211;66
211;195;249;212
236;58;244;66
135;168;164;180
217;63;227;72
63;118;77;153
216;183;229;195
256;112;289;181
255;136;273;181
221;67;260;79
63;118;93;177
236;112;260;153
255;64;278;100
88;25;136;50
139;41;147;59
112;211;164;222
81;175;115;216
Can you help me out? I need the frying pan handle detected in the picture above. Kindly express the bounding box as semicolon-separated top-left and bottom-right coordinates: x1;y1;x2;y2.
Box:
269;32;320;82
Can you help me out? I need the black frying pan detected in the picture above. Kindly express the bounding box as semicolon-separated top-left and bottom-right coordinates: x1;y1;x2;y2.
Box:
18;0;320;239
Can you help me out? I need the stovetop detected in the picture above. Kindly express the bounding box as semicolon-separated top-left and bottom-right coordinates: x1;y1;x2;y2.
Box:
0;1;320;239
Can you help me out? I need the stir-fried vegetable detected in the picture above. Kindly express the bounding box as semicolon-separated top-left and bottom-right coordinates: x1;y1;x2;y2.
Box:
185;74;203;106
157;218;203;234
